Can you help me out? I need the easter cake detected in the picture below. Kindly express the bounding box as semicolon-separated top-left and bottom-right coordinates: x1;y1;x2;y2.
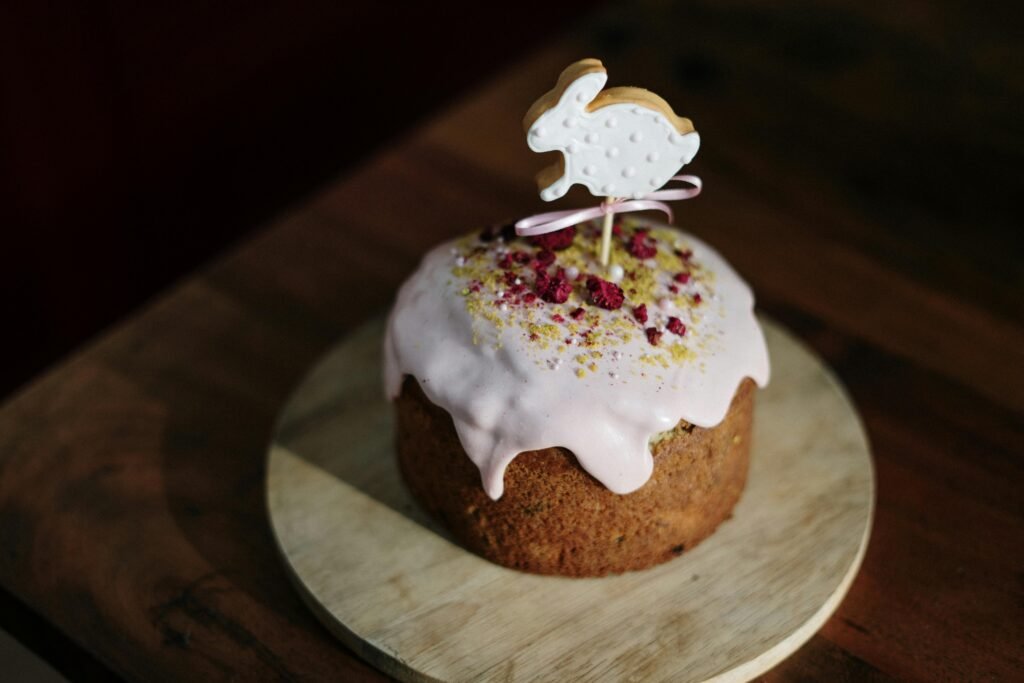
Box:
382;60;769;576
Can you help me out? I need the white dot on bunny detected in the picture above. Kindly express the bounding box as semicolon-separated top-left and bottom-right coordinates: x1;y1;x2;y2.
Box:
524;58;700;202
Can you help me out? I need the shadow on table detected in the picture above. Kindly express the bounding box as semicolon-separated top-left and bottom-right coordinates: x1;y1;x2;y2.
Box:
153;316;408;678
270;316;455;542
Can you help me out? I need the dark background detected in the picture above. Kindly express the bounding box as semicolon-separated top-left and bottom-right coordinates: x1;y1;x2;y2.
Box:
0;1;602;399
0;3;599;678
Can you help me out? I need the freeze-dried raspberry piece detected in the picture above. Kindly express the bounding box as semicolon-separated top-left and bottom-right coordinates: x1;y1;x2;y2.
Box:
536;271;573;304
503;270;526;296
645;327;663;346
633;304;648;324
667;317;686;336
586;276;625;310
530;226;577;251
674;272;691;284
499;250;530;269
570;307;586;320
534;249;556;268
628;232;657;259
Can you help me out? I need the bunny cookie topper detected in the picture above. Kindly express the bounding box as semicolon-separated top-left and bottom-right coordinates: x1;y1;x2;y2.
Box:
516;58;703;267
523;58;700;201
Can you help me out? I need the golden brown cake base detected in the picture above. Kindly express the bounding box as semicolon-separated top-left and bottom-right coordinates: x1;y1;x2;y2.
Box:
395;377;755;577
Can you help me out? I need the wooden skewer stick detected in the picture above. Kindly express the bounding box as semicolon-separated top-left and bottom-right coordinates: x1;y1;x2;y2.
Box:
599;197;617;267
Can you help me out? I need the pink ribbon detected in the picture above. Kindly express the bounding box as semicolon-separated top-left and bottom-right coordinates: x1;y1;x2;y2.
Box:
515;175;703;237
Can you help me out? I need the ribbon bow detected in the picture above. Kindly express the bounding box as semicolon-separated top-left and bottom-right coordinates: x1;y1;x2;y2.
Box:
514;175;702;237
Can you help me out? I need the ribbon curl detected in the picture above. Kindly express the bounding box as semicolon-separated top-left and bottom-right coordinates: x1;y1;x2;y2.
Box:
515;175;703;237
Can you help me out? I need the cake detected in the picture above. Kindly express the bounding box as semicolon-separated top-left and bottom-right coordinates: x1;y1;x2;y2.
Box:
383;219;769;576
383;58;768;576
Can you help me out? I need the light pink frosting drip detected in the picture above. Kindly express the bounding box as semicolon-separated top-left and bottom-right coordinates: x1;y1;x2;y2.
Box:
384;222;769;500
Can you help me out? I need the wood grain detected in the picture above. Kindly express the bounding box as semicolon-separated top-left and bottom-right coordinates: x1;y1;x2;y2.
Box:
267;316;874;682
0;0;1021;680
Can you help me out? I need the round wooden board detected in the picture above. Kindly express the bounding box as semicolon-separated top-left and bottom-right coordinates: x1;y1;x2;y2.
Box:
267;316;874;682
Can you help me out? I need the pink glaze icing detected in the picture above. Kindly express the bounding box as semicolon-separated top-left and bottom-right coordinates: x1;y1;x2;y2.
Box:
383;218;769;500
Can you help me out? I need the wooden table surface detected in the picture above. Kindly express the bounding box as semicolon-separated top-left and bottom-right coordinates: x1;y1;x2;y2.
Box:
2;1;1022;680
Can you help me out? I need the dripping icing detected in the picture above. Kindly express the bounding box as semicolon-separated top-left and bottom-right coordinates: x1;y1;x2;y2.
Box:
383;219;769;500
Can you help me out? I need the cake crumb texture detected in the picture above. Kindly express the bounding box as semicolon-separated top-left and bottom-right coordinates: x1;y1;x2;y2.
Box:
396;376;755;577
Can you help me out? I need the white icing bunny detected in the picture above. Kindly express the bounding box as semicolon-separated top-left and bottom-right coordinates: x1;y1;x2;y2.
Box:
524;59;700;201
